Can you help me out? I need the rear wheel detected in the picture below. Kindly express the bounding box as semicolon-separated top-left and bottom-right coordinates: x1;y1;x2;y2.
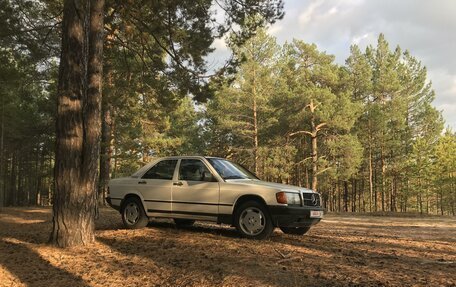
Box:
121;197;149;229
279;226;311;235
173;218;195;227
234;200;274;240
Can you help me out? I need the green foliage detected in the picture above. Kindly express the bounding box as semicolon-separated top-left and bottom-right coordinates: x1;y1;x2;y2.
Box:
258;145;297;182
204;28;279;171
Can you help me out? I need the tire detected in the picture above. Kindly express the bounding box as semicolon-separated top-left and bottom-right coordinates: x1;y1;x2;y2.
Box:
280;226;311;235
234;200;274;240
173;218;195;227
121;197;149;229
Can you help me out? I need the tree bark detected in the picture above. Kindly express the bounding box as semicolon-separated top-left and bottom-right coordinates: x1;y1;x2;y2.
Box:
11;152;17;206
0;97;4;208
98;103;112;205
380;147;385;212
50;0;104;248
343;180;349;212
310;100;318;192
252;65;259;175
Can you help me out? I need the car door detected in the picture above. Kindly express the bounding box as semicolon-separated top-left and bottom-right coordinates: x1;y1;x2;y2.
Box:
136;159;178;216
172;158;220;218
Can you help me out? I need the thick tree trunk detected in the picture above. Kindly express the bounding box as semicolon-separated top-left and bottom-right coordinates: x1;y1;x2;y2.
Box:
86;0;104;216
50;0;104;248
0;99;4;208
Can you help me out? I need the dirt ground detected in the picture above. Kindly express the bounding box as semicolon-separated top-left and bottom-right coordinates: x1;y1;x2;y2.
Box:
0;208;455;287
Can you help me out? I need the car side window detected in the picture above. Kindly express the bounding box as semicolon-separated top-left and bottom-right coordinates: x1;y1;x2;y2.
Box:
142;160;177;180
179;159;216;182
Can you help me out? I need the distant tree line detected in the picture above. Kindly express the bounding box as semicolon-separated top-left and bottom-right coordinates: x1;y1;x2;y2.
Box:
205;29;455;215
0;0;454;217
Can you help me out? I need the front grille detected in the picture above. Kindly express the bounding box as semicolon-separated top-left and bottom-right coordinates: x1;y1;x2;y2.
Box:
302;193;321;207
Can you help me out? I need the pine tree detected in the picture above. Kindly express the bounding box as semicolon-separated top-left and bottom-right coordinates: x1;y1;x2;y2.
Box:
278;40;360;193
205;28;279;173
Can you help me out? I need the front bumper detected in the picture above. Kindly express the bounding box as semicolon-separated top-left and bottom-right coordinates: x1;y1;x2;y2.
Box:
268;205;325;227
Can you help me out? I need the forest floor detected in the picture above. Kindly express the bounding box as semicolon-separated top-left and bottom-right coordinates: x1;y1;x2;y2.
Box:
0;207;455;287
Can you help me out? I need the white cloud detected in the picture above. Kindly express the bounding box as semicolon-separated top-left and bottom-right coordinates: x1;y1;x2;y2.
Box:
298;1;323;26
352;33;370;45
328;6;338;15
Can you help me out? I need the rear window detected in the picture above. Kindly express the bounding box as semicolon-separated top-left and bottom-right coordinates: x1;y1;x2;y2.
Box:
142;160;178;180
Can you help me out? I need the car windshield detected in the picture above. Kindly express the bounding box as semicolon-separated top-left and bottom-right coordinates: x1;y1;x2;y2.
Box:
207;158;259;180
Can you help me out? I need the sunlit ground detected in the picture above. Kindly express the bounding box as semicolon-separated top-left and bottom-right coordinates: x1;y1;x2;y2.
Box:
0;207;455;287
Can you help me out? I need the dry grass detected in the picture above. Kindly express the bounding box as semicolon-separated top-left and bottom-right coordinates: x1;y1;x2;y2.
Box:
0;207;455;287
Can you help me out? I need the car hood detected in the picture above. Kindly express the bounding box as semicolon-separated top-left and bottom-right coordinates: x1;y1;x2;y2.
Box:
226;179;314;193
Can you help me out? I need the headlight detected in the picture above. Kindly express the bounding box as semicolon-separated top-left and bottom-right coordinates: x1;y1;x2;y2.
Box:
276;192;301;205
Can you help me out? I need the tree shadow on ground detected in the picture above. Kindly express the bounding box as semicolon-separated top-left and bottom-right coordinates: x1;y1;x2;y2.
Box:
0;238;88;287
273;230;456;276
97;233;340;287
0;208;89;286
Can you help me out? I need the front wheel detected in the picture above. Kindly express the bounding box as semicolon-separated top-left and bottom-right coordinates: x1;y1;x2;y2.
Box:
121;197;149;229
280;226;311;235
234;201;274;240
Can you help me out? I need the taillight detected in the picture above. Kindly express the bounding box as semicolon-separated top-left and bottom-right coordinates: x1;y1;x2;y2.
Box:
276;192;288;204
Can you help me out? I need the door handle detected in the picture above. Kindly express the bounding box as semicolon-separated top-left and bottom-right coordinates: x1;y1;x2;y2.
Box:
138;180;147;184
173;181;183;186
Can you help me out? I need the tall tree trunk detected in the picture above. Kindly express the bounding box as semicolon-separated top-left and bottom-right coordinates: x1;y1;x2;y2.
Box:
440;188;444;215
343;180;348;212
305;167;309;189
338;182;342;212
373;159;378;211
380;147;385;212
418;178;423;214
290;100;325;192
353;179;357;212
368;145;373;212
361;179;366;212
99;103;112;205
309;101;319;192
252;65;259;175
50;0;104;248
11;152;17;206
0;97;4;208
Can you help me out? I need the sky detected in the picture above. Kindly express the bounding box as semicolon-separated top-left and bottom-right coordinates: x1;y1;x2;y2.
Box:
209;0;456;129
